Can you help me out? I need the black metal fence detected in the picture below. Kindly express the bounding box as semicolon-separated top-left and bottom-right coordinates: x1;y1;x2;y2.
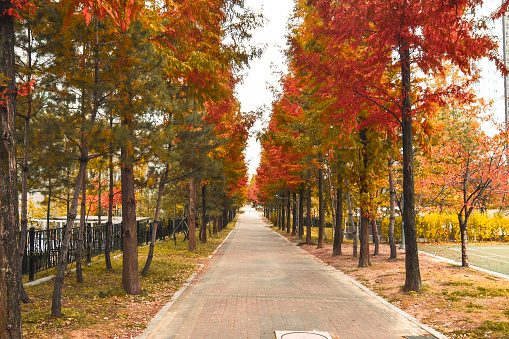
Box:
22;217;189;281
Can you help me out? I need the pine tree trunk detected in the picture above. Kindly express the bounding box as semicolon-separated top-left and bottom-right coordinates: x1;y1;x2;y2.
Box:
19;27;33;302
46;178;52;277
98;166;102;225
388;157;397;259
142;167;168;276
76;172;87;283
318;166;325;249
306;185;312;244
401;40;422;292
120;145;141;294
333;175;343;256
201;184;207;244
19;99;31;303
213;216;217;234
52;160;88;316
105;141;113;271
0;7;22;335
188;176;197;252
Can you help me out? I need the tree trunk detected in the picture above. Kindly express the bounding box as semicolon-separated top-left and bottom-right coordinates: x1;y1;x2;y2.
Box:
401;40;422;292
346;180;357;258
327;168;335;242
281;194;286;232
0;7;22;335
306;185;312;244
358;209;371;267
19;105;31;303
276;204;280;229
372;218;379;255
333;175;343;256
222;209;228;230
46;178;52;279
458;211;470;267
188;176;197;252
298;188;304;240
286;190;291;234
76;171;87;283
120;143;141;294
52;160;88;316
142;167;169;276
388;157;397;259
200;184;207;244
105;138;114;271
98;165;102;225
292;193;297;235
213;215;217;234
318;165;325;248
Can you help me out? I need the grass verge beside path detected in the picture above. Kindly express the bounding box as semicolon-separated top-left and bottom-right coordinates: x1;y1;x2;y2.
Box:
22;217;238;338
267;222;509;339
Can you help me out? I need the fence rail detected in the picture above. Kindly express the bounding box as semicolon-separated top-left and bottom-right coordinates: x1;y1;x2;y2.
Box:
22;217;189;281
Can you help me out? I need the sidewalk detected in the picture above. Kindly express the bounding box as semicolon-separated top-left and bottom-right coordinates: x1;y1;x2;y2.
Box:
138;207;443;339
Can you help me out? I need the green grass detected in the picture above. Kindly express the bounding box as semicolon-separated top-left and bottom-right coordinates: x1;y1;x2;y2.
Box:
419;242;509;276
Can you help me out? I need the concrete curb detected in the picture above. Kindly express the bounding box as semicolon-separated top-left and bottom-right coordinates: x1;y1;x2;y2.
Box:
137;218;239;339
24;275;55;287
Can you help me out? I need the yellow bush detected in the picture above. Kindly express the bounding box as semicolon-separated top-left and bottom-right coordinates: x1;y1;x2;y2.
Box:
415;213;455;242
381;215;402;241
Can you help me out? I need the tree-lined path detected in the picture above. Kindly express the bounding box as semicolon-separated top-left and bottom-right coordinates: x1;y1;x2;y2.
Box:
140;207;441;339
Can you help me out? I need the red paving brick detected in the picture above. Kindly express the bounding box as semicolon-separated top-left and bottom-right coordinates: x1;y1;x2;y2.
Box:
139;207;443;339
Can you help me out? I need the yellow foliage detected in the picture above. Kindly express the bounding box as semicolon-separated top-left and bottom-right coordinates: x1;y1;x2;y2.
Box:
381;212;509;242
381;216;402;240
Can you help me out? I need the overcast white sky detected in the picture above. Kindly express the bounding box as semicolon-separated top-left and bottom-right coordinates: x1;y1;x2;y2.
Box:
236;0;296;175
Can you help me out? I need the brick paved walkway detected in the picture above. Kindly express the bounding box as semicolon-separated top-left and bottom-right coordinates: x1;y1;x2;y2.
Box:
139;207;443;339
